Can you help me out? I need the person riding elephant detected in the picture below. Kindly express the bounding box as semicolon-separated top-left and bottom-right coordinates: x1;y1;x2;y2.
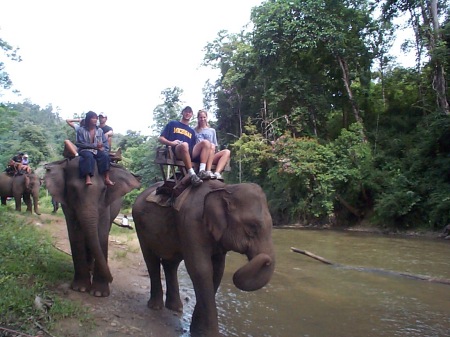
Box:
76;111;115;186
132;180;275;337
20;153;32;174
6;152;26;175
44;157;140;297
0;172;41;214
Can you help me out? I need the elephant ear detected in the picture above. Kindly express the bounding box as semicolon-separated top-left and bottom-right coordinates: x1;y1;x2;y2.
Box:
105;164;141;205
44;160;68;204
203;188;235;241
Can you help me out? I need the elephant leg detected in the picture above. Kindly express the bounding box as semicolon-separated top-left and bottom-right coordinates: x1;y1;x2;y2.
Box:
184;254;219;337
91;271;111;297
13;195;22;212
65;215;92;292
22;193;32;213
142;250;164;310
161;258;183;312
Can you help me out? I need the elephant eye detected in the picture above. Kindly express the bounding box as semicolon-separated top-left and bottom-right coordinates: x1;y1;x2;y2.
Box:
244;223;259;238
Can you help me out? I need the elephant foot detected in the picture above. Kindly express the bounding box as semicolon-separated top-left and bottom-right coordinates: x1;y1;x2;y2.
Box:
71;279;91;293
147;297;164;310
165;296;183;313
90;281;110;297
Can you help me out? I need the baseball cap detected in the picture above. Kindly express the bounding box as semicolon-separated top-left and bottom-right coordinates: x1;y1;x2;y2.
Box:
99;113;107;118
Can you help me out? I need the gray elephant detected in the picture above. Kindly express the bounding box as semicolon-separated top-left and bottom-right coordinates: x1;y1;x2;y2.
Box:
0;172;41;214
44;157;141;297
132;180;275;337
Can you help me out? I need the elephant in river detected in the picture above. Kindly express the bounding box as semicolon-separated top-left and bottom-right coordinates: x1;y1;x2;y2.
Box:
0;172;41;214
132;180;275;337
44;157;141;297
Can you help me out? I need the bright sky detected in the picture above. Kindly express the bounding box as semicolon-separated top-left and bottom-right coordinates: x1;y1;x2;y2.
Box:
1;1;414;136
0;0;263;135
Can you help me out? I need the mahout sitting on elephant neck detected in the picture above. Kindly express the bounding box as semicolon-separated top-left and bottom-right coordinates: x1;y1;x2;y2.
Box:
45;157;141;297
76;111;115;187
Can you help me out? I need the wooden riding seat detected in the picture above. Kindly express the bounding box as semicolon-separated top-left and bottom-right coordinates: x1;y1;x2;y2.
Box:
154;146;230;185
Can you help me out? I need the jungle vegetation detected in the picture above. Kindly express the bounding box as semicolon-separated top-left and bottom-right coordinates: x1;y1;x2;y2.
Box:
1;0;449;230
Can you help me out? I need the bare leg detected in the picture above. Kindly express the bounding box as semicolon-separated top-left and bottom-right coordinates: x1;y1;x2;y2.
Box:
64;140;78;157
193;140;215;171
213;149;231;173
104;171;115;186
174;143;193;170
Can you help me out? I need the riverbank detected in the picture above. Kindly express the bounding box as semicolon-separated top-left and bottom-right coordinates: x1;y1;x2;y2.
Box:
277;222;449;240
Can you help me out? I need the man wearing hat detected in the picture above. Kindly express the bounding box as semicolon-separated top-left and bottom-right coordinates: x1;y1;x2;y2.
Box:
21;153;32;173
99;113;113;149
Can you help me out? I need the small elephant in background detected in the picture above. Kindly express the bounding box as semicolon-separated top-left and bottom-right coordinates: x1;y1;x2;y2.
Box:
132;180;275;337
0;172;41;215
45;157;141;297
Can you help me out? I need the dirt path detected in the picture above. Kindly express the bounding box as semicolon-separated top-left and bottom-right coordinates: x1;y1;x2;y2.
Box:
34;213;193;337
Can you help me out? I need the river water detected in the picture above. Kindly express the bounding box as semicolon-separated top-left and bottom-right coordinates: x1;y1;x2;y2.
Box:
179;228;450;337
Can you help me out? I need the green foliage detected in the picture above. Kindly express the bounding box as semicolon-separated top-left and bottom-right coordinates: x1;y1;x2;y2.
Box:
118;130;149;151
0;209;90;333
267;134;335;223
123;136;160;189
152;87;184;135
0;36;21;91
231;121;273;184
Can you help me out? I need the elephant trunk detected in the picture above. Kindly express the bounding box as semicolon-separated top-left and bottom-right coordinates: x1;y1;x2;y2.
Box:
233;252;275;291
32;190;40;215
83;216;113;283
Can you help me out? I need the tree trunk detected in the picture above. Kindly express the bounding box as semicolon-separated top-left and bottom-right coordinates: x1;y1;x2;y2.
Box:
336;193;362;218
336;55;367;140
429;0;449;114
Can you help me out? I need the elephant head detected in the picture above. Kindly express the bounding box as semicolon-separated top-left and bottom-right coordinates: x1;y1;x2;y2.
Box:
45;158;140;294
203;183;275;291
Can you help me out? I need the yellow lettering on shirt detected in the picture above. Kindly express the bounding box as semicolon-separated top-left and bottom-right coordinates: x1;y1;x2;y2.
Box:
173;127;192;139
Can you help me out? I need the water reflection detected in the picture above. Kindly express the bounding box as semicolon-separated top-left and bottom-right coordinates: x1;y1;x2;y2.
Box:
177;229;449;337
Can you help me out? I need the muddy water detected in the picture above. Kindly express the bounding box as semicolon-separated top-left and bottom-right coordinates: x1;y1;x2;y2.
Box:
179;229;450;337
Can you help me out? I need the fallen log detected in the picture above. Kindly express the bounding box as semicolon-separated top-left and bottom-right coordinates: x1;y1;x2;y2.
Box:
290;247;333;265
290;246;450;286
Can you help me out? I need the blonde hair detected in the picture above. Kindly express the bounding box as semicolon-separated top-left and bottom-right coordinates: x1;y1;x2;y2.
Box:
195;109;210;131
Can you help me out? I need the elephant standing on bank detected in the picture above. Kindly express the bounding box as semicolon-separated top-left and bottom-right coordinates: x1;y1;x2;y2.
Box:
132;180;275;337
45;158;141;297
0;172;41;215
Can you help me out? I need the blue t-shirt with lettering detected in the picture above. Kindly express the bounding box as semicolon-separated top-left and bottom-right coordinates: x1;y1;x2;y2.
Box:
160;120;196;155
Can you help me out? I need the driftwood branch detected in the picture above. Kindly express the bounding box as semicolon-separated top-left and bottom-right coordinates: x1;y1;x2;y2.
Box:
290;247;333;265
291;246;450;286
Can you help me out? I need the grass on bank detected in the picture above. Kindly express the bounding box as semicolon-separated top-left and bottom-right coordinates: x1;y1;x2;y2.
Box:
0;209;91;336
